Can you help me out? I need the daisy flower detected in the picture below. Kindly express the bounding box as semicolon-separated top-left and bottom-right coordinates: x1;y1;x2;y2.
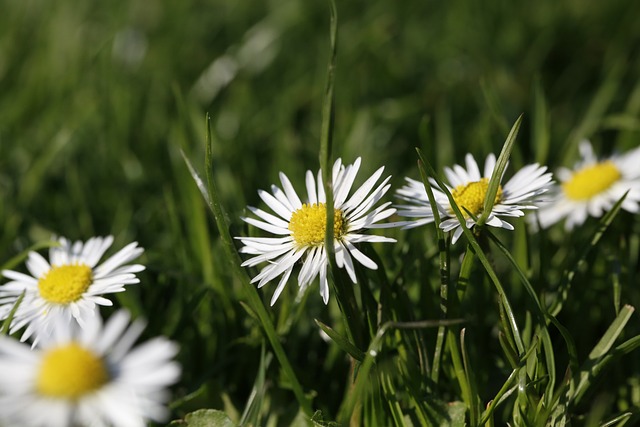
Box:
236;157;396;305
0;310;181;427
395;153;553;244
534;140;640;230
0;236;144;344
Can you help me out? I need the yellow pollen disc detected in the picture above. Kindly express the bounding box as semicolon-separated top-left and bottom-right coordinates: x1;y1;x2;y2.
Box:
562;161;621;201
288;203;348;246
451;178;503;218
36;342;109;399
38;264;93;304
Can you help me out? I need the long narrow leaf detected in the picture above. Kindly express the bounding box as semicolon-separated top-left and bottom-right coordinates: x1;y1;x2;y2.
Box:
416;148;525;355
182;115;313;416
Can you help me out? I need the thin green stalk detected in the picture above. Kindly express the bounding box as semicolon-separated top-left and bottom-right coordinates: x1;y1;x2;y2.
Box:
0;291;25;335
182;116;313;417
550;191;628;317
416;158;452;384
318;0;364;349
478;114;522;227
416;147;525;355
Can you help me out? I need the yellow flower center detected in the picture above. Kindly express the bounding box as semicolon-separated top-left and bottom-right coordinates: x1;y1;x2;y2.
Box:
562;161;621;201
288;203;348;246
451;178;503;218
38;264;93;304
36;342;109;399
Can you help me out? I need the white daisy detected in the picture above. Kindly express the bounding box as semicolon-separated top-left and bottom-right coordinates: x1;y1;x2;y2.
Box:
236;157;396;305
0;236;144;344
534;140;640;230
0;310;180;427
395;153;553;244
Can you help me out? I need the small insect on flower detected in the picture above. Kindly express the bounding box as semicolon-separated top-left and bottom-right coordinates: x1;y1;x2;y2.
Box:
0;236;144;345
236;157;397;305
0;310;180;427
533;140;640;230
395;153;553;243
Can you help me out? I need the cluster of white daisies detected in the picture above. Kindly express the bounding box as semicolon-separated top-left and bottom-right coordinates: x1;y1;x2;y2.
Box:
0;237;181;427
237;140;640;305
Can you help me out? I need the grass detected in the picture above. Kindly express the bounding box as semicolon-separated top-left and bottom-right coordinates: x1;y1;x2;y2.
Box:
1;0;640;425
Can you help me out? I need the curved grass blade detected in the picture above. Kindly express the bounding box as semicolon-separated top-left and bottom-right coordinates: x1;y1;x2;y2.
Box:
416;158;451;384
416;148;525;355
321;0;337;266
478;114;522;226
572;305;635;404
315;319;366;362
0;240;59;271
550;191;628;317
0;291;25;335
240;344;272;426
182;114;313;416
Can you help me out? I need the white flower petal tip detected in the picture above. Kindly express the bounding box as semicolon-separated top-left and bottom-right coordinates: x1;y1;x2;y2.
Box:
236;158;399;304
394;153;554;243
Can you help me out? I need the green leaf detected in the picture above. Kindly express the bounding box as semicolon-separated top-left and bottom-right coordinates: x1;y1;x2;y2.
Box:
0;291;25;335
0;240;59;272
551;191;629;317
169;409;236;427
572;305;635;404
416;147;525;355
315;319;365;361
478;114;522;226
182;115;313;416
239;345;272;426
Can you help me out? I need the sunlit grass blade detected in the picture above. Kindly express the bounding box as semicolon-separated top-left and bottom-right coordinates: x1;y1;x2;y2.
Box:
0;240;59;271
0;291;24;335
315;319;365;362
550;191;628;317
321;0;337;264
480;367;520;425
601;412;636;427
416;147;525;355
571;305;635;404
460;328;481;425
182;114;313;416
318;0;364;350
416;157;451;384
485;229;557;403
478;114;522;226
239;345;272;426
337;319;463;425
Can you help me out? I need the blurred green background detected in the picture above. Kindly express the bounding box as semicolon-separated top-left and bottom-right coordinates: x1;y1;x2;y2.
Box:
1;0;640;423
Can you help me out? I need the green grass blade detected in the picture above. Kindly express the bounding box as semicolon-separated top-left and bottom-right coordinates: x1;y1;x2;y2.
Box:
239;345;272;426
315;319;366;362
0;240;59;271
416;148;525;355
417;158;451;384
460;328;481;425
321;0;337;267
478;114;522;226
572;305;635;404
182;114;313;416
486;230;557;402
0;291;25;335
550;191;628;317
